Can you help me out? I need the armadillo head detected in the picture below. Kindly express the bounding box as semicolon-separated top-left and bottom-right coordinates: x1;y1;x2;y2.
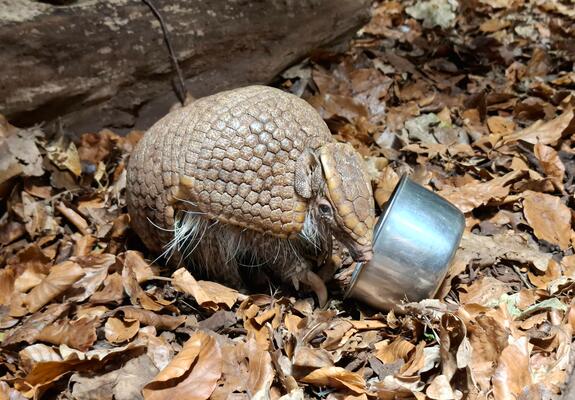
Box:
317;143;375;262
295;142;375;262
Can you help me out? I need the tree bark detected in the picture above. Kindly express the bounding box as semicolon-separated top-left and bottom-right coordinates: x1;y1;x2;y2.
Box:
0;0;370;134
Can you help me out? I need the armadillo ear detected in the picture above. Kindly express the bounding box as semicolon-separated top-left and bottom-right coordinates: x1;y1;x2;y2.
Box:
294;149;319;199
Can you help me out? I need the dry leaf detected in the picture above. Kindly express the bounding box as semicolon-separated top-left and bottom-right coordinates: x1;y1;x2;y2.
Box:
143;331;222;400
502;108;574;146
70;353;158;400
438;171;522;213
246;338;275;399
114;306;186;331
534;143;565;182
122;251;157;283
523;191;571;249
459;277;510;307
36;317;98;351
24;261;85;313
493;336;533;400
375;338;415;363
172;268;239;311
487;116;515;134
45;136;82;177
300;367;366;394
2;303;70;346
122;258;164;311
105;317;140;343
19;344;62;372
426;374;456;400
90;272;124;304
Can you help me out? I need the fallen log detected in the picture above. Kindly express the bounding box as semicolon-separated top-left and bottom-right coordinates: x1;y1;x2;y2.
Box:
0;0;370;134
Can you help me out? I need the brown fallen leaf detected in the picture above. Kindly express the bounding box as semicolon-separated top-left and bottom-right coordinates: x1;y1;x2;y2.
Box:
426;374;456;400
172;268;239;311
492;336;533;399
122;258;165;312
523;191;571;249
487;116;515;135
70;353;158;400
502;108;574;146
0;125;44;186
143;331;222;400
246;337;275;399
113;306;186;331
534;143;565;182
67;254;116;302
293;345;334;369
16;343;145;397
23;261;84;313
19;343;62;372
438;171;523;213
0;267;16;306
36;317;98;351
300;367;366;394
105;317;140;343
121;251;158;283
55;203;90;235
0;381;27;400
14;268;46;293
2;303;70;346
459;277;510;307
458;231;552;272
90;272;124;304
375;337;415;364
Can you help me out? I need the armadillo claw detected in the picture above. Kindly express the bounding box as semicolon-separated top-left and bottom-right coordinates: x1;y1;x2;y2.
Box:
300;270;328;307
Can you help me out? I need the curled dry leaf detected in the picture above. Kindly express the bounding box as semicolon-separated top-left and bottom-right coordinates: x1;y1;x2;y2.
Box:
438;171;523;213
143;331;222;400
492;336;532;400
68;254;116;302
122;258;164;312
70;353;158;400
375;337;415;363
122;251;157;283
172;268;239;311
2;303;70;346
19;343;62;372
501;107;573;146
105;317;140;343
246;338;275;399
523;191;572;250
45;136;82;177
17;344;145;397
36;317;98;351
0;267;16;306
293;345;334;369
300;367;366;394
534;143;565;182
426;374;456;400
0;381;27;400
113;306;186;330
24;261;84;313
90;272;124;304
458;231;552;272
459;277;510;307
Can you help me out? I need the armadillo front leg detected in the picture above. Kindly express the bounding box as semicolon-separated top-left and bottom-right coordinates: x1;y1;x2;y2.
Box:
286;261;328;307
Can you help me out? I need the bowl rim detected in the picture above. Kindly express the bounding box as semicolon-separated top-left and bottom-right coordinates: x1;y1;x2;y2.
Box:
343;173;410;299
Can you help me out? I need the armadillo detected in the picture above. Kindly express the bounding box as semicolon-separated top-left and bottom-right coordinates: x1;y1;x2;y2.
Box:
126;85;375;304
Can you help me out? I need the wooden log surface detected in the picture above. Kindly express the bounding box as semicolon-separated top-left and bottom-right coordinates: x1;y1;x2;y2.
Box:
0;0;370;134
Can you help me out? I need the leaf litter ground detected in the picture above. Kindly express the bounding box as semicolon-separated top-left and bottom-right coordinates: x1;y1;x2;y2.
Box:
1;0;575;399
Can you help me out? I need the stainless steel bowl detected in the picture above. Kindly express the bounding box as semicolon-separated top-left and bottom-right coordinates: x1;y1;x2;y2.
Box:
344;174;465;311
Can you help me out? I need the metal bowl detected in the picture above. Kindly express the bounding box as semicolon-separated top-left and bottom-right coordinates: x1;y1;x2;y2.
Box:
344;174;465;311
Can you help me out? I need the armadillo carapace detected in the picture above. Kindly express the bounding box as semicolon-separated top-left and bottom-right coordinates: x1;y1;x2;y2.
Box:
126;85;375;304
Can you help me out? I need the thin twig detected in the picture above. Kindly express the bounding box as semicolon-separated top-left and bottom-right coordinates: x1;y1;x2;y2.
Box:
142;0;187;105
